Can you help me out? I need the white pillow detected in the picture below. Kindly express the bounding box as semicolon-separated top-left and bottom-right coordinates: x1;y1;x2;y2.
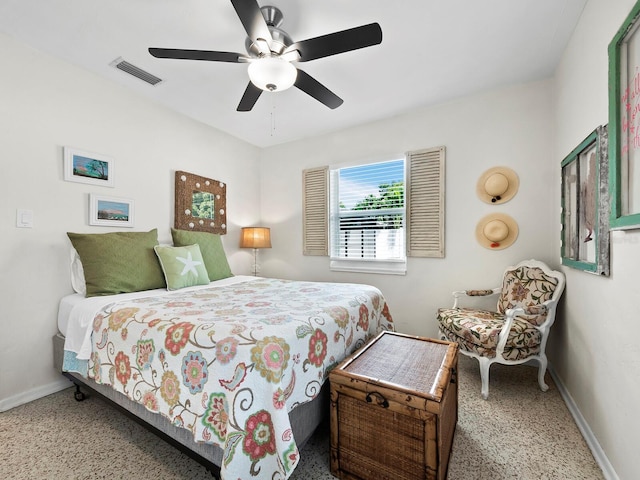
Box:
70;247;86;295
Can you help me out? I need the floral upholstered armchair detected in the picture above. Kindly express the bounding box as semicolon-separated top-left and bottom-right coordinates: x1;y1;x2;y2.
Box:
437;259;565;399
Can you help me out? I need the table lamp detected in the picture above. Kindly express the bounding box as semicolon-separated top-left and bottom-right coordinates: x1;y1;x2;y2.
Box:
240;227;272;276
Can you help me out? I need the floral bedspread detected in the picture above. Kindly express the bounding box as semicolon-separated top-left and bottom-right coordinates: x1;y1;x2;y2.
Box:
85;278;394;479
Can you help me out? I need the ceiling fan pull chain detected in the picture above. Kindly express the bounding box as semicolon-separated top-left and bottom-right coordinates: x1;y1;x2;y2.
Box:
270;98;276;137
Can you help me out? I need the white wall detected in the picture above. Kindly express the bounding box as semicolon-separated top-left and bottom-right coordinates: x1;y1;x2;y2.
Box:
0;33;261;408
3;2;637;475
552;1;640;479
258;80;555;337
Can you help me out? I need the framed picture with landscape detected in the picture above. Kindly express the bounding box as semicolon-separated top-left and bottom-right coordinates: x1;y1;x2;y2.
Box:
174;170;227;234
64;146;114;187
89;194;134;227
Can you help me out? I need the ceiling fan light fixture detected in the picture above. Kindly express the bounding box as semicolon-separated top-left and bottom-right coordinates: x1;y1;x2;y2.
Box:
149;1;382;111
248;56;297;92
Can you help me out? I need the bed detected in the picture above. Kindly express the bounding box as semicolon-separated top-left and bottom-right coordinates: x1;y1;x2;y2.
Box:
54;228;394;480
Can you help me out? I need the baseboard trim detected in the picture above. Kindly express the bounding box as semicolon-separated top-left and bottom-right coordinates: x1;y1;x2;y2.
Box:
548;364;619;480
0;377;72;412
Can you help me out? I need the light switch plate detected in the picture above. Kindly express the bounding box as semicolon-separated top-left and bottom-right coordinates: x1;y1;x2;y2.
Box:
16;209;34;228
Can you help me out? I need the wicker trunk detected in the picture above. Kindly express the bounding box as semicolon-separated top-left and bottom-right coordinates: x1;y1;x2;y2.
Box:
329;331;458;480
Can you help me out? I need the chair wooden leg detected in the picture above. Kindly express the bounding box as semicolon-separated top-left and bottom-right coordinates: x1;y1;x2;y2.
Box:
477;357;491;400
537;355;549;392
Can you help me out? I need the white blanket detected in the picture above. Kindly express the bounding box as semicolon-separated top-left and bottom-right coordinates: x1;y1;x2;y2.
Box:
60;276;258;359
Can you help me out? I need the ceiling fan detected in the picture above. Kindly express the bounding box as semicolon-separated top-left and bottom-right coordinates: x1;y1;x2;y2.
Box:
149;0;382;112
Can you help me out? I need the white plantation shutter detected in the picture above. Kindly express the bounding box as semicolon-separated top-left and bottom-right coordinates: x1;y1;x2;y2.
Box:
302;146;445;264
406;146;445;257
302;166;328;255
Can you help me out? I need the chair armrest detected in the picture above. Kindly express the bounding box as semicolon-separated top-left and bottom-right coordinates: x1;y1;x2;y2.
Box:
496;304;552;357
466;289;498;296
452;287;500;308
495;315;516;358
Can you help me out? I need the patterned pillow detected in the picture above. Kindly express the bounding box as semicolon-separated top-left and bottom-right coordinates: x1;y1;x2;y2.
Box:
171;228;233;281
67;229;165;297
154;244;210;291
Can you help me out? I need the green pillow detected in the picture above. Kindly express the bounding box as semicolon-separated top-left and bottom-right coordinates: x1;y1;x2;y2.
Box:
67;229;165;297
171;229;233;281
154;244;210;291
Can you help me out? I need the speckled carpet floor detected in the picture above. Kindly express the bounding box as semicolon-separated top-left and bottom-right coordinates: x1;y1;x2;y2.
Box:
0;356;603;479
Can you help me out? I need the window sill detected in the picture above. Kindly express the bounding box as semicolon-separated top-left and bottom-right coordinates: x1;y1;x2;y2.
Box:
330;258;407;276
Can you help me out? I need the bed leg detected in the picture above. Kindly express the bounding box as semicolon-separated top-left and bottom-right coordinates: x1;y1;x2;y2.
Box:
73;383;86;402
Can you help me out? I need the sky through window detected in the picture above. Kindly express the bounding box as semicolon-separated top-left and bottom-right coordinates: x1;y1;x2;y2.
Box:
339;159;404;209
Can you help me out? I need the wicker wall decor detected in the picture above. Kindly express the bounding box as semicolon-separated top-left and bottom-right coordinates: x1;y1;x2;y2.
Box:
174;170;227;234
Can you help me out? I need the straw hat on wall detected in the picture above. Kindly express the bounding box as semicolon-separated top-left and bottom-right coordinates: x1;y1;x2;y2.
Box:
476;213;519;250
477;166;519;204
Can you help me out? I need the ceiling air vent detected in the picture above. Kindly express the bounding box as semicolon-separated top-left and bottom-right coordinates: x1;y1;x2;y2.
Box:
110;57;163;86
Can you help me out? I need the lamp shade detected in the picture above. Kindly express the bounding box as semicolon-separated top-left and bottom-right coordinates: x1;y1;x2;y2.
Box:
240;227;272;248
248;57;297;92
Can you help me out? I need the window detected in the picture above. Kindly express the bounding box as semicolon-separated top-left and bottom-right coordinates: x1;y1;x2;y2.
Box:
302;146;445;274
329;159;406;273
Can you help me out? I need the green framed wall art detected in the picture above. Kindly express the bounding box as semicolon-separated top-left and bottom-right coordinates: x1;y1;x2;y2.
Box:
608;0;640;229
561;126;610;276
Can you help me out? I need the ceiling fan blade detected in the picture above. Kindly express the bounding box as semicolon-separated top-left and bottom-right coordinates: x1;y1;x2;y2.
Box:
230;0;273;45
286;23;382;62
237;82;263;111
149;48;247;63
294;69;343;109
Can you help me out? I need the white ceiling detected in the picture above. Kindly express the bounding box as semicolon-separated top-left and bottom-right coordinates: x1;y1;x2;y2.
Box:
0;0;587;148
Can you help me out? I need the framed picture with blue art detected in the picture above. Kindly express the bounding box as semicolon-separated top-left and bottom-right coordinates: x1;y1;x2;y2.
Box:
89;194;134;227
63;146;114;187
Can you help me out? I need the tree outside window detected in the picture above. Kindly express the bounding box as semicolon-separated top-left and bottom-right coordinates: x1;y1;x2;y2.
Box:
332;160;405;260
